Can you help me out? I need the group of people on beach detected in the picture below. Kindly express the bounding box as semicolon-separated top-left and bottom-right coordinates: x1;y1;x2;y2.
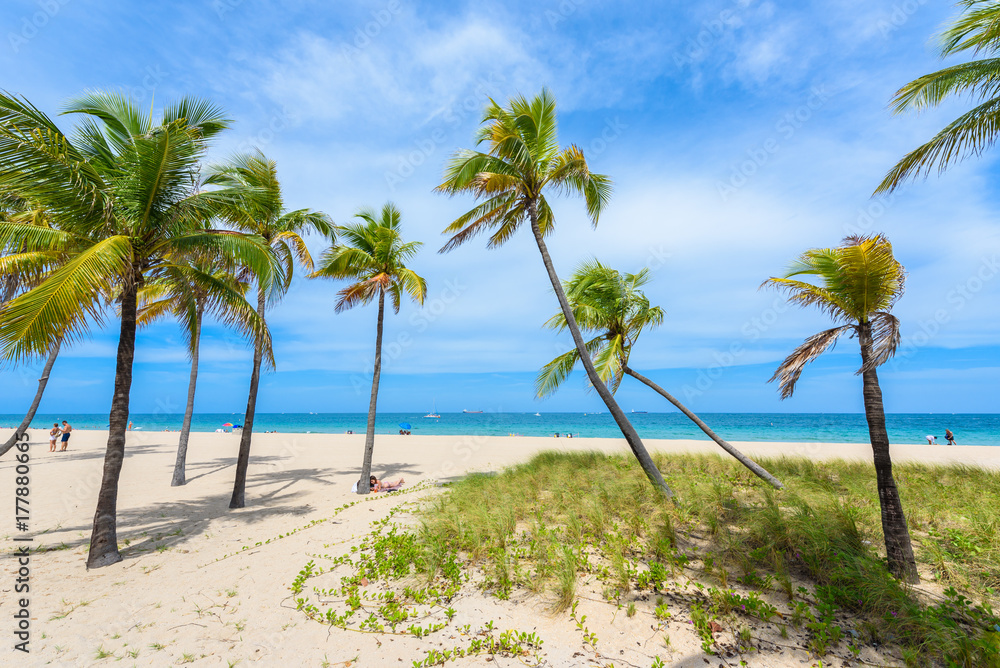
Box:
926;429;957;445
47;421;72;452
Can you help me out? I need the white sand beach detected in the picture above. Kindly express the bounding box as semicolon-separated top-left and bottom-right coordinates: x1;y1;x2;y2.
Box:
1;430;996;667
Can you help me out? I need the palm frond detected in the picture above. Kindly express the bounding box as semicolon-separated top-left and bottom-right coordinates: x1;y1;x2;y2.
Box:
769;325;854;399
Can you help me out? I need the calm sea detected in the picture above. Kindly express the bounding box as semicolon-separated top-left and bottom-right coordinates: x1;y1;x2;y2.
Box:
4;412;997;446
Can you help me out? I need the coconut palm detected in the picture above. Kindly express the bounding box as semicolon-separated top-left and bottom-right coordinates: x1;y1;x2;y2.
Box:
0;195;72;457
0;91;276;567
876;1;1000;193
537;260;784;489
310;202;425;494
436;89;673;498
135;261;263;486
764;234;918;583
205;150;334;509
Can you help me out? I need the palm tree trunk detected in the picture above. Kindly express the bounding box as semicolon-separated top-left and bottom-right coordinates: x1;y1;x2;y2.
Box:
171;305;202;486
87;276;138;569
527;206;673;499
0;333;62;458
357;290;385;494
230;289;266;509
623;365;783;489
858;322;919;583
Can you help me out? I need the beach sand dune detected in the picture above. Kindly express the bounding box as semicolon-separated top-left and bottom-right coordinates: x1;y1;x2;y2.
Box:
1;430;995;666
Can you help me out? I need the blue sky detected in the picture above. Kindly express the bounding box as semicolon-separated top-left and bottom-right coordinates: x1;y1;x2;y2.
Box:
1;0;998;415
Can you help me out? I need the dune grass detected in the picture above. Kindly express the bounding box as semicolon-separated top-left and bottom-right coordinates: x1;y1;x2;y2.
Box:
415;451;1000;666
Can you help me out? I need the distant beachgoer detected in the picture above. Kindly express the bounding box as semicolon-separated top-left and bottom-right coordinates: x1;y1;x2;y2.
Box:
925;434;937;445
370;475;404;493
49;423;60;452
60;421;72;450
945;429;956;445
128;421;133;431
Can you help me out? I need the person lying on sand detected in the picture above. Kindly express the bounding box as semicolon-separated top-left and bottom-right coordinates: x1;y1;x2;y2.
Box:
370;475;404;492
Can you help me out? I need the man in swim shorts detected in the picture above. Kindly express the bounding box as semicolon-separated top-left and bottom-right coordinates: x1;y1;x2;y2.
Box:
60;420;72;451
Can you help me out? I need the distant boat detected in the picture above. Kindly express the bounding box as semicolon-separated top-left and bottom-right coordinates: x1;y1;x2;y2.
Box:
424;401;441;419
632;410;648;414
462;409;483;414
534;412;541;416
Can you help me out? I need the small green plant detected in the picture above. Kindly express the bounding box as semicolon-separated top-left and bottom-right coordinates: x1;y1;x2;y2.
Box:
94;645;114;659
626;602;637;618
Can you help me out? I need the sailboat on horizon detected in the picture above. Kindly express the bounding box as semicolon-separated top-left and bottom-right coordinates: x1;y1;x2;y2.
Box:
423;401;441;418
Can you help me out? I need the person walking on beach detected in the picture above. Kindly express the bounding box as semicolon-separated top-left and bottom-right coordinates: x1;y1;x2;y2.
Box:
945;429;956;445
59;420;72;451
49;423;60;452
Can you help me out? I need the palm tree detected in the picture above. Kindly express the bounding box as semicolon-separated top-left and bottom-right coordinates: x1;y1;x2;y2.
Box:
537;260;784;489
876;1;1000;193
0;91;276;567
0;195;71;457
764;234;918;583
436;89;674;499
310;202;425;494
206;151;334;509
136;261;261;486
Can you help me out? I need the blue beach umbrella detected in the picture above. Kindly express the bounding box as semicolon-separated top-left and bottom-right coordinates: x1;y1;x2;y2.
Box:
399;422;412;430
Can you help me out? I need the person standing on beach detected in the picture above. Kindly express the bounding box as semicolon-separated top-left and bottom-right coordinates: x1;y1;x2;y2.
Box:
49;423;60;452
59;420;72;451
945;429;956;445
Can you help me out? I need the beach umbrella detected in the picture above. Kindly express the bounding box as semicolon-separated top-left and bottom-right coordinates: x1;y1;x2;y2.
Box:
399;422;411;430
222;422;234;427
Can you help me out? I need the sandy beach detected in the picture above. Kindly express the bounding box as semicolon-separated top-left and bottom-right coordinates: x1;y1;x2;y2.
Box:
1;430;996;667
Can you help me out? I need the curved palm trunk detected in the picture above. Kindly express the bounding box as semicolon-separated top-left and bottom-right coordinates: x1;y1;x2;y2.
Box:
0;334;62;458
357;290;385;494
87;278;138;569
859;322;919;583
171;306;202;486
623;365;783;489
230;289;266;508
528;208;673;499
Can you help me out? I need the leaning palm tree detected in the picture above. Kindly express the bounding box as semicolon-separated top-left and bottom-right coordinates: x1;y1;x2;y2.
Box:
876;0;1000;193
537;260;784;489
0;195;73;457
764;234;918;583
136;261;262;486
310;202;425;494
0;91;276;568
206;150;334;509
436;89;673;498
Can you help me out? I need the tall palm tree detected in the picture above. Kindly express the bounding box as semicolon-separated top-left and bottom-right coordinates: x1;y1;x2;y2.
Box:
206;151;334;509
310;202;425;494
436;89;674;499
0;195;71;457
0;91;276;568
136;261;262;486
876;0;1000;193
764;234;918;583
537;260;784;489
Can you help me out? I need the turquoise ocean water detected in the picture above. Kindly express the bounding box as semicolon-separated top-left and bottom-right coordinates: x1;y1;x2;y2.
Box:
3;413;997;446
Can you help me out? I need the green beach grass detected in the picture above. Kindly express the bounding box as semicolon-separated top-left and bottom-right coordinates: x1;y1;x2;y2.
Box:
291;451;1000;667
